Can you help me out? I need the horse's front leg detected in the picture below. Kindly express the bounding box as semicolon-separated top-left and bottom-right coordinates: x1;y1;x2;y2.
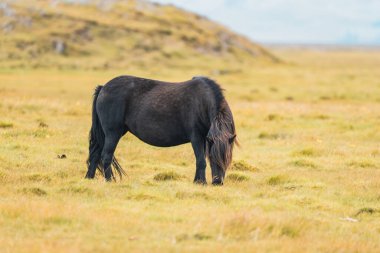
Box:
191;135;207;184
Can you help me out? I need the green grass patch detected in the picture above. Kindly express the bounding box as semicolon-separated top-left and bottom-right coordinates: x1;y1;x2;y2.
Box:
267;175;288;186
0;122;13;128
44;216;73;225
258;132;287;140
348;161;377;169
231;160;258;172
153;171;184;181
294;148;321;157
291;159;318;168
126;193;156;201
176;233;213;242
24;174;52;182
227;173;249;182
60;186;93;195
266;114;283;121
20;187;47;196
193;233;212;241
281;225;300;238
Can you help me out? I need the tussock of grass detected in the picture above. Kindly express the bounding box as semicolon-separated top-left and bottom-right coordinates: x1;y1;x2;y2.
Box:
269;87;278;92
143;180;157;187
126;193;156;201
320;96;331;100
153;171;184;181
294;148;321;157
266;114;283;121
24;174;51;182
281;225;300;238
258;132;286;140
227;173;249;182
301;114;330;120
267;175;288;186
313;114;330;120
285;96;294;101
291;159;318;169
10;144;28;150
0;122;13;128
231;160;258;172
20;187;47;196
355;208;379;217
348;161;377;169
44;216;73;225
193;233;212;241
175;233;212;242
38;121;48;128
60;186;93;195
175;233;190;242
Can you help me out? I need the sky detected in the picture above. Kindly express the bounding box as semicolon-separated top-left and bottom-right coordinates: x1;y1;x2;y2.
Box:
152;0;380;45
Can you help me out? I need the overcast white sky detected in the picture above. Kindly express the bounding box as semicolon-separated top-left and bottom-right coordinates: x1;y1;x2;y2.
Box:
153;0;380;45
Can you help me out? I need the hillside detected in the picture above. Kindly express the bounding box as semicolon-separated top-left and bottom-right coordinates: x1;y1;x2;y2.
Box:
0;0;278;70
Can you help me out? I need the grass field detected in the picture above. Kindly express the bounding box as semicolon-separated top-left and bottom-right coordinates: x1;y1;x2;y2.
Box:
0;48;380;252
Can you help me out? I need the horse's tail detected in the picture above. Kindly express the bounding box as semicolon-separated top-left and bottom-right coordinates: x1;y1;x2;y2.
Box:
86;86;126;180
206;100;237;173
86;85;105;178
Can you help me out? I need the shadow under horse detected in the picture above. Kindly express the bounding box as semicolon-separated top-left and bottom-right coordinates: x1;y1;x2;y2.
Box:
85;76;237;185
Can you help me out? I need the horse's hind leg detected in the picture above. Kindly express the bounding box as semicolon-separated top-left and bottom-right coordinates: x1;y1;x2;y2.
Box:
101;130;124;181
191;134;207;184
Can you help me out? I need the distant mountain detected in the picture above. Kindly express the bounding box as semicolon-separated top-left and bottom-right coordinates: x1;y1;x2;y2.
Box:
0;0;278;70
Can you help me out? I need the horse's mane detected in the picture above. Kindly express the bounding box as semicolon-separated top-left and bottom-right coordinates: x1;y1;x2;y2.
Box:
193;76;237;176
192;76;225;111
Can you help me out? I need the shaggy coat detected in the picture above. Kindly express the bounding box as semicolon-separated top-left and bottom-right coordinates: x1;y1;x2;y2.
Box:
86;75;236;185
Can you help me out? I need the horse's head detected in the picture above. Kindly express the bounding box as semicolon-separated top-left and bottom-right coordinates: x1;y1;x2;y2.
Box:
206;101;237;185
208;133;236;185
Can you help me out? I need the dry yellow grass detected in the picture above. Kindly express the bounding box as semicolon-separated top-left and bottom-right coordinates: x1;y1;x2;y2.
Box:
0;48;380;252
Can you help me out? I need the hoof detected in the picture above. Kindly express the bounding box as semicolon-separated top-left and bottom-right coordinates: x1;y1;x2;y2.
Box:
85;174;94;179
194;179;207;185
212;179;223;186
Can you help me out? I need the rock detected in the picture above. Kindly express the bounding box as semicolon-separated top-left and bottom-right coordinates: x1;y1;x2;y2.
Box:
339;217;358;222
52;39;66;54
0;3;14;17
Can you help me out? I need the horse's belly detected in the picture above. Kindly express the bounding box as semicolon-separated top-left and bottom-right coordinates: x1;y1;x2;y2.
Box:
127;117;190;147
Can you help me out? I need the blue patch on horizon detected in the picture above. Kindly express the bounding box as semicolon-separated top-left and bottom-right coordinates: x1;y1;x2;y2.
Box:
372;20;380;28
337;32;360;45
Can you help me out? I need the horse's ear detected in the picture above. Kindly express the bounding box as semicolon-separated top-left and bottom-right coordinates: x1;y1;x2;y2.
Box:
229;134;236;144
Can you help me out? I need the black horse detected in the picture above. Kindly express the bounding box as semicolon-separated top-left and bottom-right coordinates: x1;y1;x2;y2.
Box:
85;75;237;185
